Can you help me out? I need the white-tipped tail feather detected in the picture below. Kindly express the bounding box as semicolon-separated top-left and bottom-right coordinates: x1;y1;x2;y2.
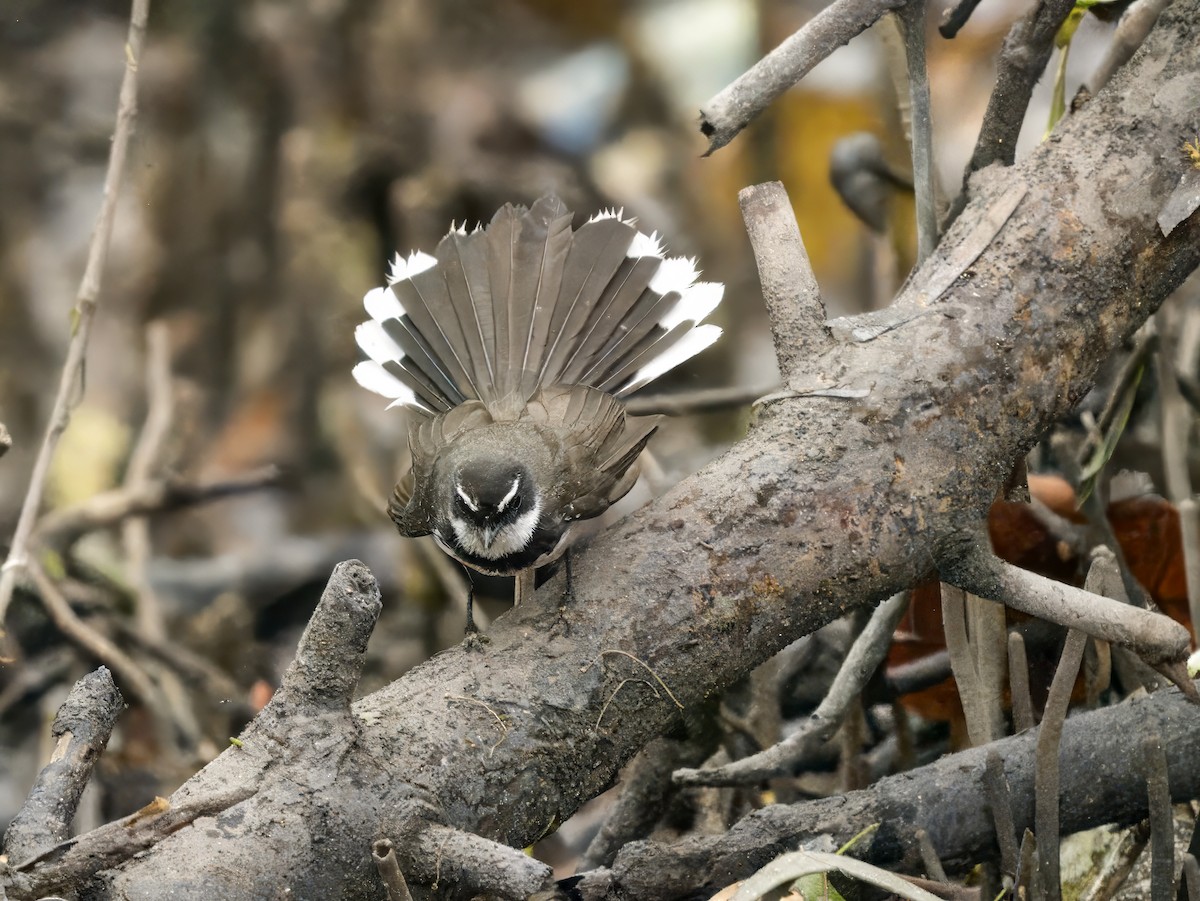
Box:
352;361;424;411
619;324;723;396
353;195;724;413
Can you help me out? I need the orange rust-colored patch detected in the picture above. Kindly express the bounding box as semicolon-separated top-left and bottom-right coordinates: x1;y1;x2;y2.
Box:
751;574;785;602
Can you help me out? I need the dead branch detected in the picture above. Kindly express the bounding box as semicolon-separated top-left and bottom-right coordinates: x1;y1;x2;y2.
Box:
32;465;282;553
698;0;906;154
673;592;908;786
961;0;1077;182
0;0;152;627
2;668;123;863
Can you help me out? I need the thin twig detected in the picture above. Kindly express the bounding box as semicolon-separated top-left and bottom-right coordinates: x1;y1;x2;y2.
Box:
1182;852;1200;901
698;0;907;154
1144;731;1174;901
942;543;1192;687
1035;628;1088;901
939;0;987;38
915;827;948;882
623;382;779;417
26;559;162;718
33;465;282;552
598;650;684;710
1008;631;1037;731
983;750;1020;880
11;787;255;899
0;0;153;628
898;0;939;264
1084;0;1174;96
1078;820;1151;901
123;321;174;642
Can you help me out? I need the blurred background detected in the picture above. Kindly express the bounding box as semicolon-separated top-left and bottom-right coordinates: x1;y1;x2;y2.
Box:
0;0;1146;870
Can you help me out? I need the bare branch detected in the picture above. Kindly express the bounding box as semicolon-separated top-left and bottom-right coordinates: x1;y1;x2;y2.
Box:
1084;0;1174;95
1034;628;1086;900
1144;732;1174;901
588;684;1200;900
738;182;832;382
983;750;1020;880
0;0;152;627
898;0;939;264
941;541;1191;674
623;382;778;417
962;0;1077;180
698;0;906;155
8;789;255;901
371;839;415;901
33;465;282;552
26;559;162;718
2;668;123;862
269;559;381;714
939;0;987;38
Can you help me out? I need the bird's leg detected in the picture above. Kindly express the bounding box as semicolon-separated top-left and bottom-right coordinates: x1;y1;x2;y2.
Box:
563;548;576;608
464;571;479;636
514;569;536;607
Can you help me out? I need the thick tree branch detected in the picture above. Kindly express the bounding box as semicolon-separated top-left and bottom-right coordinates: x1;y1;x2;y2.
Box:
24;3;1200;898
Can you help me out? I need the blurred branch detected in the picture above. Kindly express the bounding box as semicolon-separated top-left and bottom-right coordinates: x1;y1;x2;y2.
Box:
26;559;162;719
34;465;282;553
0;0;152;628
122;322;174;642
939;0;987;38
698;0;907;155
898;0;939;264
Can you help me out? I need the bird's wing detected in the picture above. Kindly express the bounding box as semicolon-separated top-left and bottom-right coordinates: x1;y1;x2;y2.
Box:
387;402;494;536
527;385;659;523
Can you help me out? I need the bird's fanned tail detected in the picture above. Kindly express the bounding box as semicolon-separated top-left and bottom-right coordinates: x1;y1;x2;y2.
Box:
353;195;724;412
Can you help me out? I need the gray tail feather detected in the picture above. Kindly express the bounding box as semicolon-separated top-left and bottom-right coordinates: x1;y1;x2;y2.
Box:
353;195;724;413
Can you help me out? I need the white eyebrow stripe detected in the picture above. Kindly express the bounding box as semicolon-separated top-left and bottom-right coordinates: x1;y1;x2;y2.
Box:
455;484;479;512
496;477;521;512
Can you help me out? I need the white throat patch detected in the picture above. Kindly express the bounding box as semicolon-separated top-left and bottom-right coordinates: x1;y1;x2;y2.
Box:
450;498;542;561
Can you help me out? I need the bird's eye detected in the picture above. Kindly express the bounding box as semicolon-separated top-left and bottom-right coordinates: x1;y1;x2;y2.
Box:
509;495;522;511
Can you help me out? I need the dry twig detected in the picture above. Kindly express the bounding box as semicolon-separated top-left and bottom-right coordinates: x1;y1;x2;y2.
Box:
0;0;152;627
698;0;906;154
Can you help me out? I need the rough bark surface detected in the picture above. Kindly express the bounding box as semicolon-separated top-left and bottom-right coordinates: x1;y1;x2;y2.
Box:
55;3;1200;898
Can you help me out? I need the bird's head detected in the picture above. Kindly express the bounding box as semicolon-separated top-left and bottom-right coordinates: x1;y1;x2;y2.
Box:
447;459;541;559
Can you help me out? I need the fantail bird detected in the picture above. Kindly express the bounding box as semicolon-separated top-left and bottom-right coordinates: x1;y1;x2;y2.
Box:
352;195;724;622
